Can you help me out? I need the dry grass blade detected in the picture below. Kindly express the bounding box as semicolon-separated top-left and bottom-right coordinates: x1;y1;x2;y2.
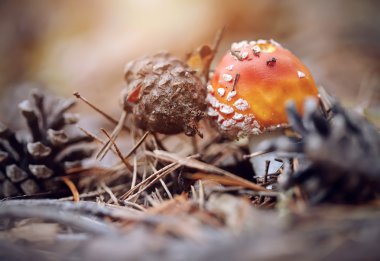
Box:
100;181;120;206
191;185;197;201
188;172;258;190
198;180;205;208
159;178;173;199
64;166;110;176
151;150;268;192
131;156;137;189
243;149;272;159
122;200;146;211
59;184;125;201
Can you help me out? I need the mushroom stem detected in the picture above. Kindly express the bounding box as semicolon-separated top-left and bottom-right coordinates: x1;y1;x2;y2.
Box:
248;129;285;177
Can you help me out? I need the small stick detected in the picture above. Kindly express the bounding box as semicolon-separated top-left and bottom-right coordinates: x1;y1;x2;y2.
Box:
212;27;225;54
0;202;117;235
1;199;138;220
264;160;270;184
204;27;225;82
231;50;243;61
232;73;240;91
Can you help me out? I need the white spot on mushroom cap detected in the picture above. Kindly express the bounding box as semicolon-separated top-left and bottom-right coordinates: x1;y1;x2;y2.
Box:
219;104;234;115
232;113;244;121
207;84;214;93
241;51;249;59
222;74;233;82
226;91;236;101
252;45;261;54
207;94;220;108
225;64;234;71
244;116;253;124
207;107;219;117
221;119;236;130
217;88;225;97
215;110;262;138
234;98;249;111
231;40;249;51
217;114;225;123
297;71;306;78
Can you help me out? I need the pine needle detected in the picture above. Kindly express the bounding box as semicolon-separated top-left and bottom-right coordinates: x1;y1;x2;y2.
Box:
97;111;127;160
100;128;132;170
62;177;80;202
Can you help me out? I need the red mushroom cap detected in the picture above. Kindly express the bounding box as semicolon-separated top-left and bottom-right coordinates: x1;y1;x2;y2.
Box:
207;39;319;138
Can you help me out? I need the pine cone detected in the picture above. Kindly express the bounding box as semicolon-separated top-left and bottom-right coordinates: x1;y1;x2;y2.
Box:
0;89;94;198
258;99;380;204
122;52;207;136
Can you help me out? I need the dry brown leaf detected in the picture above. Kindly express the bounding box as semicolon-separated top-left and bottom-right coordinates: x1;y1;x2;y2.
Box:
187;44;214;78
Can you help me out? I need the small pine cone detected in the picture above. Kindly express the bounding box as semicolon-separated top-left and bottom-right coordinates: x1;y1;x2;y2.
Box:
0;89;94;198
122;52;207;136
259;99;380;204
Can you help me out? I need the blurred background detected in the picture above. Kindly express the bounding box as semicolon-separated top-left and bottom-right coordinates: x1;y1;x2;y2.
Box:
0;0;379;126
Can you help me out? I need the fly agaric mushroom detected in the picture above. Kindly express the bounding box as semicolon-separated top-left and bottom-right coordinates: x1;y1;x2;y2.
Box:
207;39;319;177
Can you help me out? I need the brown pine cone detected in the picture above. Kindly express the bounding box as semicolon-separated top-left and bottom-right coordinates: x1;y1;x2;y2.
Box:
122;52;207;136
0;89;94;198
